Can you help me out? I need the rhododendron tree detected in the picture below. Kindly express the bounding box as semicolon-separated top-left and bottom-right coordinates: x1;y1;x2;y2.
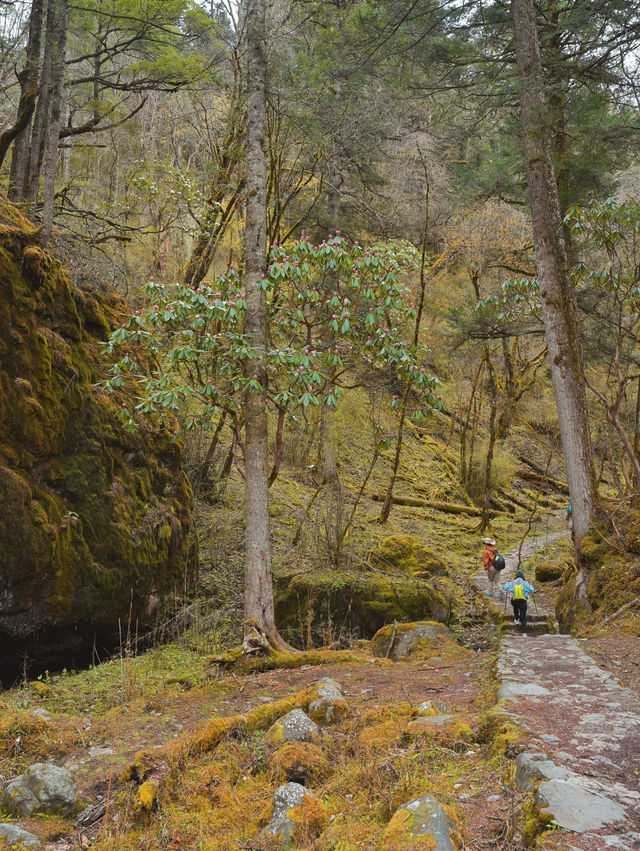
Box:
103;234;442;485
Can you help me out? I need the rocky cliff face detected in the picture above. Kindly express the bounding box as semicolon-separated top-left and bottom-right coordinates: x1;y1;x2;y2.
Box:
0;201;192;683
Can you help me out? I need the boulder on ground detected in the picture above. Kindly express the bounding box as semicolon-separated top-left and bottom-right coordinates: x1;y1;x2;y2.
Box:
0;823;41;848
260;782;327;845
381;793;461;850
307;678;348;724
1;763;76;817
371;621;452;661
0;201;192;685
271;742;330;784
274;566;457;646
265;709;320;745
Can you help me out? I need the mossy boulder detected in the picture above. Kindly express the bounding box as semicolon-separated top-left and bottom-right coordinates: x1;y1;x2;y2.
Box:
264;709;320;745
0;199;192;682
370;621;453;661
271;742;330;784
369;534;448;577
381;793;461;850
535;562;564;582
274;566;459;645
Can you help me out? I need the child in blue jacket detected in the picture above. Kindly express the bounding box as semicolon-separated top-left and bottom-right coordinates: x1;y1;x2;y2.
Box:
501;569;535;636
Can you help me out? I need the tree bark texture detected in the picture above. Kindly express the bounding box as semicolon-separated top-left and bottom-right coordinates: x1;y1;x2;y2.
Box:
243;0;278;641
7;0;45;199
25;0;59;210
40;0;68;245
511;0;596;547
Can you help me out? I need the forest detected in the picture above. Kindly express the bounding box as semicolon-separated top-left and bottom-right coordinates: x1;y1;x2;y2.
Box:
1;1;640;849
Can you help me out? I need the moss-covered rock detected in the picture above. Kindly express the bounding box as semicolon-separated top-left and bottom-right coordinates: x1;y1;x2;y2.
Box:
271;741;330;784
380;793;461;850
369;534;448;577
0;198;192;681
370;621;453;661
274;566;459;645
535;562;564;582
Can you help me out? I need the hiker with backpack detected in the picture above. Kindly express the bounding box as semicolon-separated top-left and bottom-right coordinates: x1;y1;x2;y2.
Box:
501;569;535;636
482;537;505;596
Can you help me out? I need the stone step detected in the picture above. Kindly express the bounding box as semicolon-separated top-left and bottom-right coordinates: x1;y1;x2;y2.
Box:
502;624;549;635
497;633;640;848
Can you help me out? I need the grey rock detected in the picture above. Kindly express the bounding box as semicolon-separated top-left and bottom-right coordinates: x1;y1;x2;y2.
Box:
31;709;51;722
539;734;560;744
87;747;114;758
0;823;41;847
496;681;551;702
413;700;448;717
1;777;38;818
386;793;460;850
260;782;319;845
374;622;452;662
316;677;343;691
486;794;500;803
267;709;320;744
1;763;76;817
308;679;346;724
536;779;626;832
514;752;572;791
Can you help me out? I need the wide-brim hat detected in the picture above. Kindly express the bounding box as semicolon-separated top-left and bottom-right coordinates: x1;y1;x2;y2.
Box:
482;537;496;545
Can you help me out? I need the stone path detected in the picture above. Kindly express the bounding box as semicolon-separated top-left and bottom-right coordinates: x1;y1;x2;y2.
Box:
498;634;640;848
473;529;569;634
480;531;640;848
473;529;570;594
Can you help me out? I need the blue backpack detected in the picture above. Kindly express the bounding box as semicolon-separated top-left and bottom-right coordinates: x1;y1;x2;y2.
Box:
493;552;506;571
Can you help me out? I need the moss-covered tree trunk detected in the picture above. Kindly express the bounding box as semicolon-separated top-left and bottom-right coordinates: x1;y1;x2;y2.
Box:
511;0;596;549
243;0;279;644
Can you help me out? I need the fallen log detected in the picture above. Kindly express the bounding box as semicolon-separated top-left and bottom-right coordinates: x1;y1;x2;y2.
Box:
368;493;503;516
516;469;569;494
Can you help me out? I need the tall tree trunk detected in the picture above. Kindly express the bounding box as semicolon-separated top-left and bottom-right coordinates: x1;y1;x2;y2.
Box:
511;0;596;548
480;353;498;532
25;0;58;211
40;0;68;245
7;0;45;200
243;0;278;643
321;90;344;562
380;170;430;523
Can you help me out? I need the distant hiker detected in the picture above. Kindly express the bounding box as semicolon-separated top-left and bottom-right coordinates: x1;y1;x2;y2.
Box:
566;503;573;527
482;537;498;596
501;569;535;636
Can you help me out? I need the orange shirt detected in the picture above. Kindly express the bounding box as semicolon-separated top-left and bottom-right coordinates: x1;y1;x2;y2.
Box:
483;545;497;570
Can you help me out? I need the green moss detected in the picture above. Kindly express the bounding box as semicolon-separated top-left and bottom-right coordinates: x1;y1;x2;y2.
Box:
579;525;611;567
274;566;460;644
0;199;193;651
535;562;564;582
369;534;448;577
